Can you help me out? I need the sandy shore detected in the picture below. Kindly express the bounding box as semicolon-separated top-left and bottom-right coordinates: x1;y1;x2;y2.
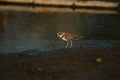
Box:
0;47;120;80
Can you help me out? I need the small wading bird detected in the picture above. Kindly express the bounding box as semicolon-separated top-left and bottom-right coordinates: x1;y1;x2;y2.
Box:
57;32;83;48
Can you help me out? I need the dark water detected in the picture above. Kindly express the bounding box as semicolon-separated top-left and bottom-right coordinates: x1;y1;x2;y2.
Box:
0;10;120;54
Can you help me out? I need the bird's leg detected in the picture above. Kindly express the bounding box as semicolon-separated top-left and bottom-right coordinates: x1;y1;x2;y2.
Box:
65;41;69;48
70;40;72;48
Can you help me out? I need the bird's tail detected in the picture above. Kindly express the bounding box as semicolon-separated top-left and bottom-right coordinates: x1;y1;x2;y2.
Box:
78;35;84;39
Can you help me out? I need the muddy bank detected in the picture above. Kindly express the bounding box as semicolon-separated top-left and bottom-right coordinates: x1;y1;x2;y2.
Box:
0;0;119;9
0;47;120;80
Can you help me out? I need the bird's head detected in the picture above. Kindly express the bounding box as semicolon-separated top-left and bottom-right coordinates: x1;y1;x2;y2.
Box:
57;32;65;38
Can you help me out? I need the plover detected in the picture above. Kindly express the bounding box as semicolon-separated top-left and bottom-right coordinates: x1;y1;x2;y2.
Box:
57;32;82;48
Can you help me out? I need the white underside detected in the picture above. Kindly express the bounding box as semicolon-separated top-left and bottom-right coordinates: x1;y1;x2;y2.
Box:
57;34;68;41
62;37;68;41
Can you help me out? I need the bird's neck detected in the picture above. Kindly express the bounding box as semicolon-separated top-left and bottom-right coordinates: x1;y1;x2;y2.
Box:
59;35;64;38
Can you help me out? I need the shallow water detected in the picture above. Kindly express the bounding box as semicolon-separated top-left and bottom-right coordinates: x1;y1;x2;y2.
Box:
0;10;120;54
